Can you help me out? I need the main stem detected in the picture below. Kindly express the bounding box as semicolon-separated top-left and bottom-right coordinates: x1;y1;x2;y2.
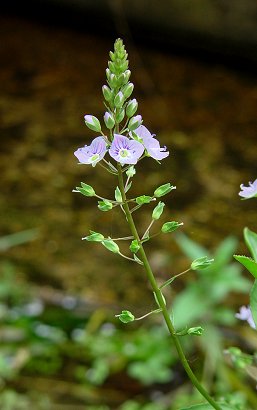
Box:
117;164;221;410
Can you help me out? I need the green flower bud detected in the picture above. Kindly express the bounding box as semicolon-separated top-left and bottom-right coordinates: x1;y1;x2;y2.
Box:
115;310;135;323
154;183;176;198
102;239;120;254
108;74;118;88
130;239;140;253
124;69;131;83
161;221;183;233
152;201;165;220
126;166;136;178
73;182;96;197
128;115;142;131
104;112;115;129
102;85;113;102
122;82;134;99
126;98;138;118
116;108;125;124
82;231;105;242
191;256;214;270
114;91;124;108
98;200;113;212
187;326;204;336
84;115;102;132
136;195;152;205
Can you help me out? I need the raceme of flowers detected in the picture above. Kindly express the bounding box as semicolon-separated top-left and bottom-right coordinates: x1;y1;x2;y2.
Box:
239;179;257;199
74;116;169;166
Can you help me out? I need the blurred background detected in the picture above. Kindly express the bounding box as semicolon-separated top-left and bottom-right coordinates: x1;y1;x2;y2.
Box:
1;1;257;409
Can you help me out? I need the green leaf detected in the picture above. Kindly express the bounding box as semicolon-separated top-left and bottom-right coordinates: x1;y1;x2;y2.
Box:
244;227;257;262
250;279;257;328
154;183;176;197
115;186;122;202
181;404;235;410
101;239;119;253
233;255;257;279
175;232;209;260
135;195;152;205
98;200;113;211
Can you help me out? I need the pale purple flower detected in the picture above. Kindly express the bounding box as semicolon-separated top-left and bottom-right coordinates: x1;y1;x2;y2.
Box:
74;136;107;167
239;179;257;199
109;134;144;165
132;125;169;161
235;305;256;329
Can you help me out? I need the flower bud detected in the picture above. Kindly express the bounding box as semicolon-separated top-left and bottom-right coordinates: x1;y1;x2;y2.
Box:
122;82;134;99
128;115;142;131
102;85;113;102
152;201;165;220
73;182;95;197
124;69;131;83
115;310;135;323
116;108;125;124
114;91;124;108
84;115;102;132
126;166;136;178
126;99;138;117
154;183;176;198
82;231;105;242
102;239;120;254
129;239;140;253
161;221;183;233
191;256;214;270
104;112;115;129
108;73;118;88
136;195;152;205
98;200;113;212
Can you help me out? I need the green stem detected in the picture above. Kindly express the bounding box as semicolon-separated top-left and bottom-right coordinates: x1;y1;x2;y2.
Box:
117;164;221;410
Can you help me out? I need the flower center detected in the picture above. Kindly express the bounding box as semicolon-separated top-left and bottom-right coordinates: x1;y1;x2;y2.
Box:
119;149;129;158
90;154;100;162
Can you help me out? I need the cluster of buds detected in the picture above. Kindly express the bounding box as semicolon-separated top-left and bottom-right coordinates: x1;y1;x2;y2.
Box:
74;39;169;168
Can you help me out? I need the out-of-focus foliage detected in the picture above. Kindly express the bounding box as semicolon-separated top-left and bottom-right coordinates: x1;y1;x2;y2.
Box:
0;232;256;409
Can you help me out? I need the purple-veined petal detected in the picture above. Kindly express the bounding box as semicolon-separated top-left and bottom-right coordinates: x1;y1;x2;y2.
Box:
74;136;107;167
109;134;144;165
132;125;169;160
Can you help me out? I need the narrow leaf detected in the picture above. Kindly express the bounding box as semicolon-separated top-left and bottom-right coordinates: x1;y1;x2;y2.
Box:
234;255;257;279
250;279;257;328
244;227;257;262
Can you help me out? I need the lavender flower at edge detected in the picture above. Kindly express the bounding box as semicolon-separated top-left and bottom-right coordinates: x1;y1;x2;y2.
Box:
239;179;257;199
235;305;256;329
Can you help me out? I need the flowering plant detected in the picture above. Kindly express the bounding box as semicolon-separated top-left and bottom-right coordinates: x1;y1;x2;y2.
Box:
234;180;257;330
73;39;230;409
